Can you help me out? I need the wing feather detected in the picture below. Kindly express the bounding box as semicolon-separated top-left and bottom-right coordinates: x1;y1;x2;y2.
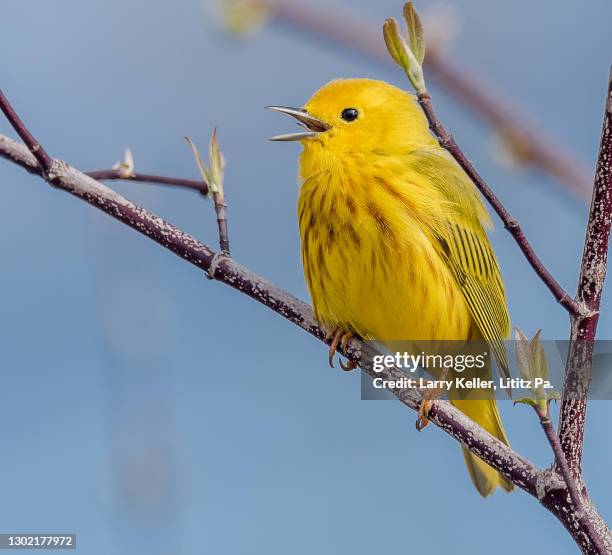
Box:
443;223;511;379
411;150;511;379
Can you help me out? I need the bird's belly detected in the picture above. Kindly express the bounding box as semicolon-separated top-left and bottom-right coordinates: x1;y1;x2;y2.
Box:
304;238;472;342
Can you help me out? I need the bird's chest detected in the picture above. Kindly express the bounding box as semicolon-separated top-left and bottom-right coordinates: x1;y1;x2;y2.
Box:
297;179;469;341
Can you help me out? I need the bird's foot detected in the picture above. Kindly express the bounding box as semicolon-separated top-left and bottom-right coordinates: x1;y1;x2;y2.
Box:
416;369;450;430
416;389;438;431
325;328;356;371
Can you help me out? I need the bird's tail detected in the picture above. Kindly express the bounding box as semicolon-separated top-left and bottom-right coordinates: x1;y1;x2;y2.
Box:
451;397;514;497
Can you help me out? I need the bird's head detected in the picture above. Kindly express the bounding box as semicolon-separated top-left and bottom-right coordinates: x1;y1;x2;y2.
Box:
267;78;432;155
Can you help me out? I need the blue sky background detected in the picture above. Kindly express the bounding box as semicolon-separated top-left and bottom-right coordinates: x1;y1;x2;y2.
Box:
1;1;611;553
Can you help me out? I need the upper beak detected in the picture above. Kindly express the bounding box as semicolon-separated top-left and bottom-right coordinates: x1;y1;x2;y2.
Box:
266;106;330;141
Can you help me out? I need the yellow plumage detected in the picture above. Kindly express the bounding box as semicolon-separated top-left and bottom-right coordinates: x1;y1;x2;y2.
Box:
280;78;513;496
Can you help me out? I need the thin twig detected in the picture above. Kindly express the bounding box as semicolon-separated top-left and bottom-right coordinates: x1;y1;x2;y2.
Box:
540;413;584;512
212;191;230;254
0;89;53;173
558;67;612;478
266;0;592;200
184;133;230;255
536;405;607;554
415;92;583;317
85;169;209;195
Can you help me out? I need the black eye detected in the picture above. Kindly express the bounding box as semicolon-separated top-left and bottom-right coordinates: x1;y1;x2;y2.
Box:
341;108;359;122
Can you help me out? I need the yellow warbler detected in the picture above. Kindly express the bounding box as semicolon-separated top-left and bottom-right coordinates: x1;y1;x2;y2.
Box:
269;78;513;497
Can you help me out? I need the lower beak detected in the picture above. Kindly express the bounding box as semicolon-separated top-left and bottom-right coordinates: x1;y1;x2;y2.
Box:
266;106;330;142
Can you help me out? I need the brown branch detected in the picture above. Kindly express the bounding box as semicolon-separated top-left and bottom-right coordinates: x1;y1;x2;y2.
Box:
2;131;610;553
212;191;230;254
557;67;612;479
0;91;610;552
0;89;53;173
534;405;607;554
266;0;592;200
540;413;584;514
415;91;583;317
183;133;230;255
85;169;209;195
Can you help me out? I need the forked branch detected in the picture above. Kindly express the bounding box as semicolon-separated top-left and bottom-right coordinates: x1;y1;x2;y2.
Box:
0;86;611;551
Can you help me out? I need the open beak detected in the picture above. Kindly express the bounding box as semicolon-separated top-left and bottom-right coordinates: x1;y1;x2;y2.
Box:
266;106;330;141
